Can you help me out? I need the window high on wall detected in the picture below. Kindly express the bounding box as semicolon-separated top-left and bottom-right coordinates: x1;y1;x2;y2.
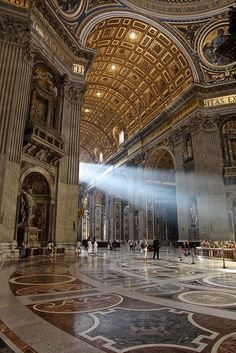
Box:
119;130;125;145
99;151;103;164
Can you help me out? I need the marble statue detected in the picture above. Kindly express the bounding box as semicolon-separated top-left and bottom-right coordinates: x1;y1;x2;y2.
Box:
21;188;37;227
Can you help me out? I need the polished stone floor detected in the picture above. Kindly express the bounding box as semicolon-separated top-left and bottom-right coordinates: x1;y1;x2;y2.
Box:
1;247;236;353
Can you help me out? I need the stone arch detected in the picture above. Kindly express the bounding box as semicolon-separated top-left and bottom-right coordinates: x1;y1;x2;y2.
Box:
17;167;55;245
79;11;200;82
19;166;54;199
144;147;176;184
144;147;178;244
78;12;202;163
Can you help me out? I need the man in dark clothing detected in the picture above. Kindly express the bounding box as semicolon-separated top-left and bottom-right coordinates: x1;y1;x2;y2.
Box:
153;238;160;259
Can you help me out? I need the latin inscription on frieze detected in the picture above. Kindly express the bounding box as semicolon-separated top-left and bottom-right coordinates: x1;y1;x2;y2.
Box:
204;94;236;107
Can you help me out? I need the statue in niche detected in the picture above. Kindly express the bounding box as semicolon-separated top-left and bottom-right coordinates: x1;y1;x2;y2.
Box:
189;198;198;227
183;134;193;163
230;139;236;165
82;194;89;210
34;67;58;97
21;188;37;227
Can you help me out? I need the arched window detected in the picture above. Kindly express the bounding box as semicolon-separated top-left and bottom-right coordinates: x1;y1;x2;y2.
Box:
119;130;125;145
99;151;103;164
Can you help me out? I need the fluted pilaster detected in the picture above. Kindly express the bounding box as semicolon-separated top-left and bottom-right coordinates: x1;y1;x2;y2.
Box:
55;81;84;243
0;41;32;241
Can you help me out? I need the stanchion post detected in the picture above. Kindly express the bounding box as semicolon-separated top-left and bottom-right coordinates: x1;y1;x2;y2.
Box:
191;248;195;264
221;248;227;269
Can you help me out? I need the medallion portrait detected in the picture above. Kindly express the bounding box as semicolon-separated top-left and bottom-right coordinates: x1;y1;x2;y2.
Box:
201;24;232;67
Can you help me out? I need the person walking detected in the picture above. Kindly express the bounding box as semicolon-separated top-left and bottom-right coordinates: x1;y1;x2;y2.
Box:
87;240;93;255
153;238;160;259
20;241;27;259
143;240;148;260
93;240;98;255
75;240;81;256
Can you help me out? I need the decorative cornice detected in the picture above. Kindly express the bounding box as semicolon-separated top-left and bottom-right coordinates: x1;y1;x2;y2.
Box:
31;0;95;71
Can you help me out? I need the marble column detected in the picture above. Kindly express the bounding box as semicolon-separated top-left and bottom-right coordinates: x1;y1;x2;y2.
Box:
0;9;32;257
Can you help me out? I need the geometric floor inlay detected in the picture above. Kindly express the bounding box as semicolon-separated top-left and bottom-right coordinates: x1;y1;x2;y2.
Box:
81;307;217;352
33;294;123;313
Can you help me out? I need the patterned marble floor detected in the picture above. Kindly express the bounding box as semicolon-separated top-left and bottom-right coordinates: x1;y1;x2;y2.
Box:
1;247;236;353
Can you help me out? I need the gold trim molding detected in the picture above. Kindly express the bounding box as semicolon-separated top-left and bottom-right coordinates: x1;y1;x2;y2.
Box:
2;0;29;8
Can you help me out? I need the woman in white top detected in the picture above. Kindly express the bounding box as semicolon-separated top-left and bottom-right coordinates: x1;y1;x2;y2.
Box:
87;240;93;255
143;240;148;260
93;240;98;255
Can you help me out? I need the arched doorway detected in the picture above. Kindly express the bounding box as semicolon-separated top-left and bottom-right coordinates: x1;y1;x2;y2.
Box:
17;172;51;245
144;148;178;245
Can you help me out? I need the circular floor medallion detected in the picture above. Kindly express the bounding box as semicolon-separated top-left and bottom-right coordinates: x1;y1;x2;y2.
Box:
178;290;236;307
9;274;76;285
203;274;236;289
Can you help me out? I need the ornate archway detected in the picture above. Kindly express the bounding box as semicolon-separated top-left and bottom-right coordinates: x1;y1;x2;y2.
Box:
144;148;178;244
17;172;52;245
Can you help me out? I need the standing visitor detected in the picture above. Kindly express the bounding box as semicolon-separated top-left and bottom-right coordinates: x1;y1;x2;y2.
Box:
93;240;98;255
47;240;54;257
87;240;93;255
153;238;160;259
143;240;148;260
75;240;81;256
20;241;27;259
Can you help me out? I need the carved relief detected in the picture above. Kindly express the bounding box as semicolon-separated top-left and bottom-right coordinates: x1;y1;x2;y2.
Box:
189;196;199;228
0;13;30;46
201;118;219;131
64;77;86;102
222;121;236;167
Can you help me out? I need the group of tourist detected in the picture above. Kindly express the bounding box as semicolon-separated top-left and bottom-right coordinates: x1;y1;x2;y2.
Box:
87;239;98;255
127;238;161;260
19;237;162;260
107;239;118;250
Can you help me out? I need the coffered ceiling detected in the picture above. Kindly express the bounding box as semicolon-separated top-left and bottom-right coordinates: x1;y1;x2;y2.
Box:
79;17;195;163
